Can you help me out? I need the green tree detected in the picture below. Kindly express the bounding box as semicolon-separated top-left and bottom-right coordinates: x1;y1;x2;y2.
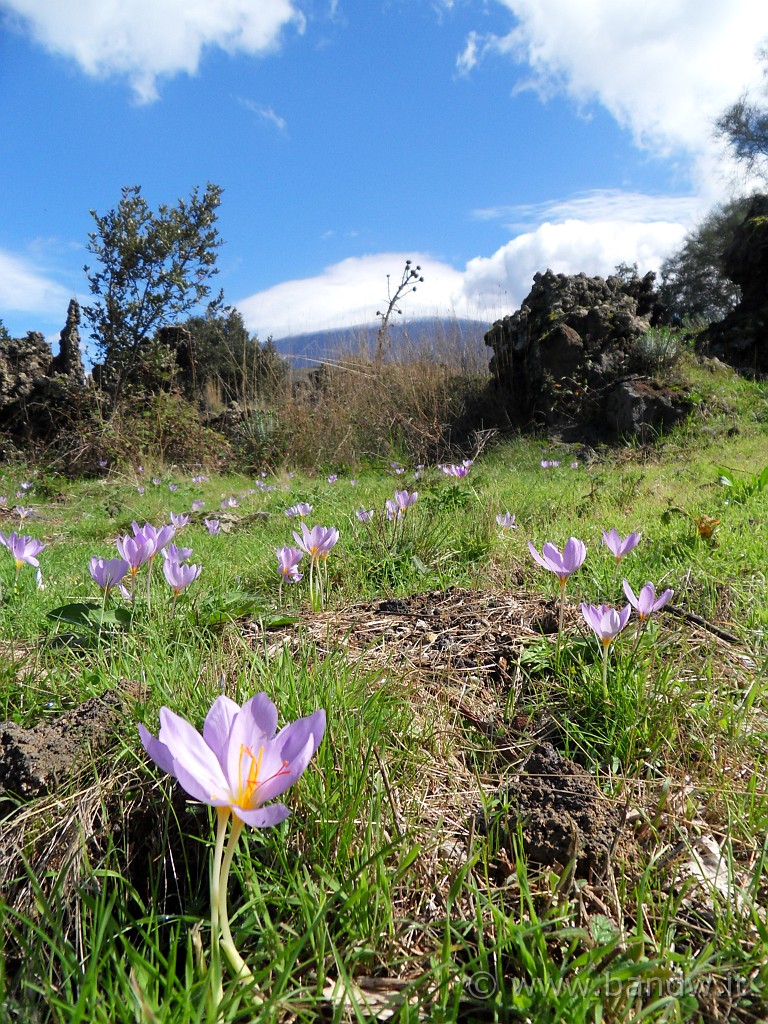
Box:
83;183;223;398
658;198;749;322
182;307;287;407
716;48;768;180
0;318;11;342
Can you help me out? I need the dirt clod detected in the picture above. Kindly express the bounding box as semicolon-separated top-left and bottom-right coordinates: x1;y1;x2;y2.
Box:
0;687;135;799
485;742;624;879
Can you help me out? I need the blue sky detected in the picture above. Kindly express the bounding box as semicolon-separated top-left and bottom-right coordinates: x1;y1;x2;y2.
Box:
1;0;767;359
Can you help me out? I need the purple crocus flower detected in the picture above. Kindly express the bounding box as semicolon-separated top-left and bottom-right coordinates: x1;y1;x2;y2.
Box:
496;512;517;531
116;533;154;586
529;537;587;634
163;542;193;563
0;531;46;570
581;603;632;647
162;558;202;596
170;512;190;529
89;556;130;594
205;518;221;536
292;523;339;562
285;502;313;518
327;474;338;484
139;691;325;980
138;693;325;827
582;602;632;699
221;496;238;509
528;537;586;584
622;581;674;621
440;463;469;478
191;500;205;512
540;459;561;468
356;508;374;523
132;521;176;558
602;528;640;562
385;498;398;522
276;546;303;583
168;483;178;492
394;489;418;513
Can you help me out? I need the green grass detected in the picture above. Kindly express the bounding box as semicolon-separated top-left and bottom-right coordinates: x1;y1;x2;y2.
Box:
1;359;768;1022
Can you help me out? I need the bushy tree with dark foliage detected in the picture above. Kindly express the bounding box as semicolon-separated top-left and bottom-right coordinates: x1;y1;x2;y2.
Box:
181;308;287;407
658;198;749;322
716;48;768;180
83;183;223;399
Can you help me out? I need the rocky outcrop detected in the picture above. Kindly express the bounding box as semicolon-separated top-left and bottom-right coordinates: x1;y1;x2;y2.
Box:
49;298;85;380
0;300;90;447
699;194;768;373
484;269;691;439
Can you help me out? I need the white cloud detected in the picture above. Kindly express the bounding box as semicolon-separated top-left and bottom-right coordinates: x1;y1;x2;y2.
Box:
462;217;688;314
461;0;768;193
238;191;693;338
238;253;468;339
3;0;304;101
237;97;288;133
0;249;71;318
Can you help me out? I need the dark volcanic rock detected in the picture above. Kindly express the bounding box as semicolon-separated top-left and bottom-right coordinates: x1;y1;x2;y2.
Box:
484;269;690;439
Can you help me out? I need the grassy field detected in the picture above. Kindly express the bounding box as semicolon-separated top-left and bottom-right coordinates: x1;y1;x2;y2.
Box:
1;356;767;1023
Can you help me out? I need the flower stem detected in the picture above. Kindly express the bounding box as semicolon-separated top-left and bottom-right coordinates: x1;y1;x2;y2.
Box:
217;814;257;987
602;643;610;702
209;807;229;1007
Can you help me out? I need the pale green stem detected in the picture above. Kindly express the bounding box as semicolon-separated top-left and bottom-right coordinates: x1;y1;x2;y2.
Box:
558;581;566;636
209;807;230;1007
146;557;154;609
602;641;610;701
217;814;256;986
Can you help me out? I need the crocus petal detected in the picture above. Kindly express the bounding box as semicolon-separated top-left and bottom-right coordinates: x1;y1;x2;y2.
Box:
157;707;230;804
275;709;326;762
622;580;638;608
562;537;587;571
202;695;241;765
240;692;279;739
234;802;291;828
528;541;551;570
254;734;315;804
138;723;178;778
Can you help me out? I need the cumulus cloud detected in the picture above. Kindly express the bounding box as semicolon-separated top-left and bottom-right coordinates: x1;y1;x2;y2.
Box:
462;216;688;315
3;0;304;101
459;0;768;193
0;249;71;317
237;253;467;339
238;192;692;338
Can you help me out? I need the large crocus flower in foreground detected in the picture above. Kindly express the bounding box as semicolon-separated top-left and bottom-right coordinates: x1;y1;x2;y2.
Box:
601;528;640;562
139;694;325;987
622;580;674;621
528;537;586;634
581;602;631;699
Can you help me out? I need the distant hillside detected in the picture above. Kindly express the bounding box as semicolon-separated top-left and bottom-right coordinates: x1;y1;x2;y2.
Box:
272;317;492;369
